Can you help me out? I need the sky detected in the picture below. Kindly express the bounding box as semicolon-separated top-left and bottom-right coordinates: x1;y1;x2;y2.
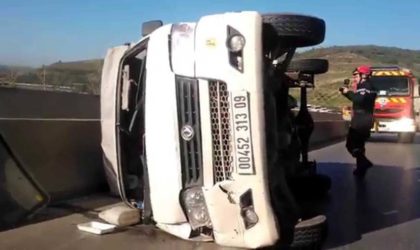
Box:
1;0;419;66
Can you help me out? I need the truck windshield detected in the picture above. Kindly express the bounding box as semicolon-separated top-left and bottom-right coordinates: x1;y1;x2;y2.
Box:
370;76;410;96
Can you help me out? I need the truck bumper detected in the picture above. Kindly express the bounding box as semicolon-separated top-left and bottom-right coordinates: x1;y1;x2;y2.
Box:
203;180;279;249
156;181;279;249
371;118;416;133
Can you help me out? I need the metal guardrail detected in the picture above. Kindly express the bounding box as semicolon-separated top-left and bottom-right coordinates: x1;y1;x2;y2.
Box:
310;120;349;151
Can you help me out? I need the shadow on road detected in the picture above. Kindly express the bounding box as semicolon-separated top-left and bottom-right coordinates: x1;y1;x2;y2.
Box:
0;193;119;232
304;162;420;249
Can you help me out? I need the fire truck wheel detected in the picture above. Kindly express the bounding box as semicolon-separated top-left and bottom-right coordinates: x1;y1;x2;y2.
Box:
262;14;325;48
287;59;329;74
398;132;415;143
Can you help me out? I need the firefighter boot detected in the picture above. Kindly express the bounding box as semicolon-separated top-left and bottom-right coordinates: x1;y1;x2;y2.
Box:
354;155;373;178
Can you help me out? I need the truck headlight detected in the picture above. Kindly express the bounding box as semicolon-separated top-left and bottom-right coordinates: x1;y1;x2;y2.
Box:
227;26;245;72
243;206;259;225
181;187;211;230
240;189;259;229
227;34;246;52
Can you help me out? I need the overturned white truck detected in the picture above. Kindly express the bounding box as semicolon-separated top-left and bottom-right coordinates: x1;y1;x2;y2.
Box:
101;11;329;248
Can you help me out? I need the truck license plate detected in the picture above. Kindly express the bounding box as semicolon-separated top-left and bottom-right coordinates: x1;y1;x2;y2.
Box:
231;91;254;175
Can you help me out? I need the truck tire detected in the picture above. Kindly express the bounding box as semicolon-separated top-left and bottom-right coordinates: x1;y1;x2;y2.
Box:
398;132;415;143
287;59;329;74
262;14;326;48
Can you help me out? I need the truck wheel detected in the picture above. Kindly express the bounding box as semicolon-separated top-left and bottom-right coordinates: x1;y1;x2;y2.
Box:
262;14;326;48
287;59;329;74
398;133;415;143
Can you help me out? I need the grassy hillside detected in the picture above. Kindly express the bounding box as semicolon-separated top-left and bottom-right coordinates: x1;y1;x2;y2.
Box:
292;45;420;109
0;60;103;94
1;45;419;99
0;65;8;72
298;45;420;77
48;59;103;72
43;59;103;94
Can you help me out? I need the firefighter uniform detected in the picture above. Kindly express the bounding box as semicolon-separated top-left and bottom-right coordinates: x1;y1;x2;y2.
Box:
342;72;377;177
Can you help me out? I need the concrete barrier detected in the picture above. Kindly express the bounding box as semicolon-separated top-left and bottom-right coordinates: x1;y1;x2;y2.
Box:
291;111;349;150
0;88;99;119
0;88;106;202
310;120;349;151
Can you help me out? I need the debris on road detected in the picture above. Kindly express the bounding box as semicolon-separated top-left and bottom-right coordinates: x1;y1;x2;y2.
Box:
98;205;141;227
77;221;116;235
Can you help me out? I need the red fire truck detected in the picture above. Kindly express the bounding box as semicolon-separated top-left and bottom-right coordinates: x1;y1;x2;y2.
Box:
344;66;420;143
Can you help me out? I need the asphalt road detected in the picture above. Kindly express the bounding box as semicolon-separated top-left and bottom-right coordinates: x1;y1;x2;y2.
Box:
310;133;420;249
1;133;420;250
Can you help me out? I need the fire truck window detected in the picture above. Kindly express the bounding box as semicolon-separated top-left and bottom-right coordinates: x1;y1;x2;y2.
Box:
370;76;409;96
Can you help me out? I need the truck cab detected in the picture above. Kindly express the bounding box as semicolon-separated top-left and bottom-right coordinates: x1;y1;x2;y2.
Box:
100;11;328;248
368;67;419;142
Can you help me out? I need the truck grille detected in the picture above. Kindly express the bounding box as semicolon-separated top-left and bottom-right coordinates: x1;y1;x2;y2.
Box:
209;81;233;182
176;76;203;187
375;108;403;114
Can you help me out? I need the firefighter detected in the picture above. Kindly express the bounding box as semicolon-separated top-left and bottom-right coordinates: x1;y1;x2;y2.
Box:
340;65;377;177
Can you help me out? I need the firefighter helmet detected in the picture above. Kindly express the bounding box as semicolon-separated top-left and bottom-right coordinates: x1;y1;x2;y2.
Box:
353;65;372;76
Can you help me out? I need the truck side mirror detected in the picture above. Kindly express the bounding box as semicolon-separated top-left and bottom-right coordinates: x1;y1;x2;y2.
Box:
344;79;350;87
142;20;163;37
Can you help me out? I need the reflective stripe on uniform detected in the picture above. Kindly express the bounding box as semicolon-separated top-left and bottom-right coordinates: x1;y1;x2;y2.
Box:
356;88;372;93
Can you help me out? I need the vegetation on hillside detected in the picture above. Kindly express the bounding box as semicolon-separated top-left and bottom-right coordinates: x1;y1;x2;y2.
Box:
299;45;420;76
1;45;419;100
0;60;103;94
293;45;420;109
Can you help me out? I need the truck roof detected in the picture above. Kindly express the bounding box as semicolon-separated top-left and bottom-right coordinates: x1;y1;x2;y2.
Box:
370;66;414;77
370;66;402;71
